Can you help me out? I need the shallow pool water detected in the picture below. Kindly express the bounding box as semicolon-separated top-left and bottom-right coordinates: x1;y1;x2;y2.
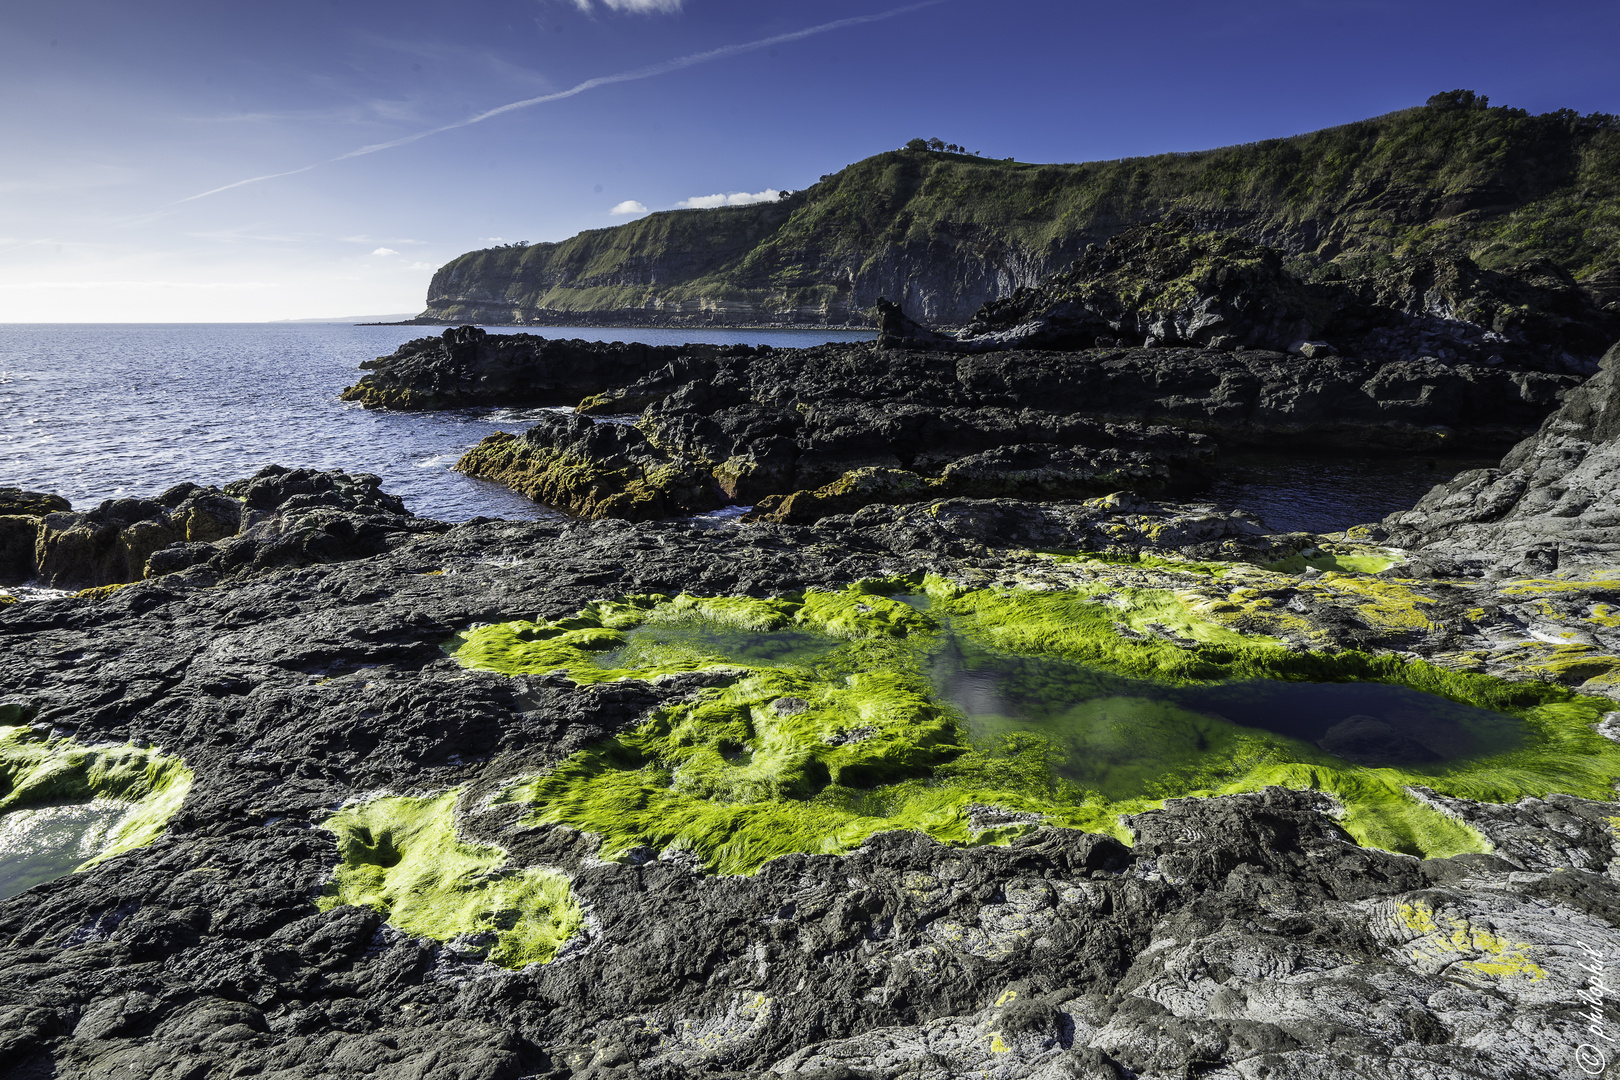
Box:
599;618;845;671
559;600;1529;807
931;634;1525;797
0;800;130;899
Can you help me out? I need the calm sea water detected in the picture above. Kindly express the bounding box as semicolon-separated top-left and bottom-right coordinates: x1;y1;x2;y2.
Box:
0;323;1489;530
1192;449;1499;536
0;323;874;522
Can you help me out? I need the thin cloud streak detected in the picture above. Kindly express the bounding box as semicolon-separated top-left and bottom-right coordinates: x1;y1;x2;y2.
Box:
170;1;943;206
177;164;322;204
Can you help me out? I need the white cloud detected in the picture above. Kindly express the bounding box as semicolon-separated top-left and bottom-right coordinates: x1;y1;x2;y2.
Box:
574;0;683;12
371;247;400;256
479;237;506;245
610;200;649;215
407;261;437;271
676;189;780;209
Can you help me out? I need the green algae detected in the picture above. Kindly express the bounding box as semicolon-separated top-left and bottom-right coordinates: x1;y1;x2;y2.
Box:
1033;550;1232;576
0;725;194;873
1263;550;1398;575
318;790;583;968
449;589;932;684
448;579;1620;870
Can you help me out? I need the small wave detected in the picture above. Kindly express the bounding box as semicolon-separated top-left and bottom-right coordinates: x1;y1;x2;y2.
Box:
3;585;78;603
691;505;753;526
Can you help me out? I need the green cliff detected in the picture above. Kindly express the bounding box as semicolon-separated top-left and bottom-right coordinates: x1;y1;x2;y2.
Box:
420;92;1620;327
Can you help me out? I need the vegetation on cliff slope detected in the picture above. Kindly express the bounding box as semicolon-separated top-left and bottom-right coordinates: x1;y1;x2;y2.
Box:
422;93;1620;325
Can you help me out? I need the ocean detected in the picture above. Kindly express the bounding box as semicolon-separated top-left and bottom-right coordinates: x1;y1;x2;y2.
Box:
0;322;1490;532
0;323;875;522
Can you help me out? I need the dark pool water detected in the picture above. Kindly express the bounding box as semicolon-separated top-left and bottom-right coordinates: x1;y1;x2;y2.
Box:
932;634;1524;797
1192;450;1502;535
568;602;1527;800
0;801;128;899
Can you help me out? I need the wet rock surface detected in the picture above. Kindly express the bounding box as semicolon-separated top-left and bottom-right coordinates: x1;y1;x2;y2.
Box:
1381;341;1620;576
5;484;1620;1078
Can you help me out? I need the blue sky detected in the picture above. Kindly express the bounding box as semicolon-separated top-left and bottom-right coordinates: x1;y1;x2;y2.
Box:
2;0;1616;321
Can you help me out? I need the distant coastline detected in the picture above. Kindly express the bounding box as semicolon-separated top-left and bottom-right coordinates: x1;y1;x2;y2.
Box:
356;316;882;331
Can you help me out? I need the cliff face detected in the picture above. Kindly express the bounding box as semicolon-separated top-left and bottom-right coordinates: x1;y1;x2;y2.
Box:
419;94;1620;327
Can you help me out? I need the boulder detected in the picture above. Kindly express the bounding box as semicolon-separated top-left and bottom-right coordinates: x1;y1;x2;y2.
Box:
29;466;429;588
0;489;70;517
0;490;70;582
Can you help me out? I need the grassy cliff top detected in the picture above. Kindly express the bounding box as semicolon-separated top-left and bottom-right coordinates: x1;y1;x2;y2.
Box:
425;93;1620;319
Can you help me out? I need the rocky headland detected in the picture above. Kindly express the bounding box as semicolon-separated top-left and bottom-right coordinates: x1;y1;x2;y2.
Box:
345;325;1576;527
413;94;1619;328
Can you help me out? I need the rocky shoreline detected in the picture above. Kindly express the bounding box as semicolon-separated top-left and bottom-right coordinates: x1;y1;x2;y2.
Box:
7;456;1620;1076
9;235;1620;1076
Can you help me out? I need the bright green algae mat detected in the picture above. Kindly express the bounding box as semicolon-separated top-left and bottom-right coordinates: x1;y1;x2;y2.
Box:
444;580;1620;872
0;721;194;898
318;791;583;969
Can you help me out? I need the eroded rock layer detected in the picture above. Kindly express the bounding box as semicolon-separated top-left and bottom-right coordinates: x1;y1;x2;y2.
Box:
1381;342;1620;576
949;218;1620;374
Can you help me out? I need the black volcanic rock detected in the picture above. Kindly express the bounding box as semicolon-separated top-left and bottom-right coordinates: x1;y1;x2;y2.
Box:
453;339;1575;521
340;325;763;411
1381;339;1620;575
0;490;70;582
4;494;1620;1078
21;466;441;589
0;489;71;517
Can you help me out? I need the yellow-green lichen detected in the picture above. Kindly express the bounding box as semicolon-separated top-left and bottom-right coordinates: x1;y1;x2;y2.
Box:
1396;900;1547;982
318;790;583;968
1264;549;1398;575
74;582;133;602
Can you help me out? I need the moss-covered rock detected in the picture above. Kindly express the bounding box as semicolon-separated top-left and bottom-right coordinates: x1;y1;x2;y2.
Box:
0;724;193;872
454;419;724;521
318;791;583;969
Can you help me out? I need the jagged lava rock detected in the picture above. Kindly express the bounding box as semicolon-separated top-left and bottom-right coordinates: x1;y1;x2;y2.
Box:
451;337;1577;522
25;466;442;589
0;490;71;582
4;498;1620;1077
1381;339;1620;575
340;325;763;411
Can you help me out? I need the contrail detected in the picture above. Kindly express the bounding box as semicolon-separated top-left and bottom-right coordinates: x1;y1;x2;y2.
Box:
173;1;942;206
